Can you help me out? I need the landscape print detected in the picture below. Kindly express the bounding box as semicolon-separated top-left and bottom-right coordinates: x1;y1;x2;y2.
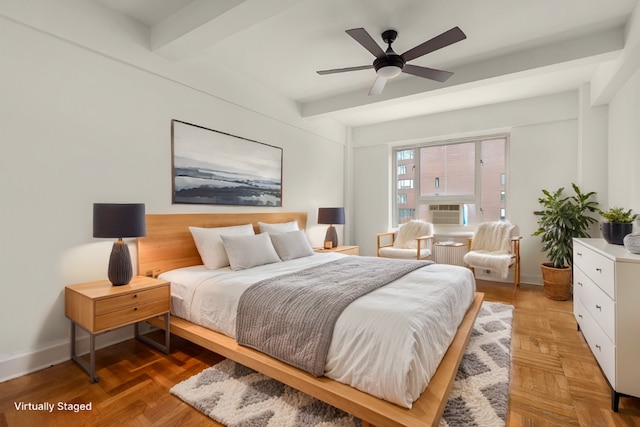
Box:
172;120;282;206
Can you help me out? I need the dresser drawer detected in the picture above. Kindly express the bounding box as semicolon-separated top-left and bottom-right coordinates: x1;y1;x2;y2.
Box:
573;242;615;298
575;298;616;388
574;294;588;329
95;299;170;332
574;266;615;342
95;286;169;315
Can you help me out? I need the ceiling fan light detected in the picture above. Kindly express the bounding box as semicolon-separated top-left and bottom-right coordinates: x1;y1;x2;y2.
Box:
377;65;402;79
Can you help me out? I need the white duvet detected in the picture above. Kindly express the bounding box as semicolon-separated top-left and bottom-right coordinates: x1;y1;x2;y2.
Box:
159;253;475;408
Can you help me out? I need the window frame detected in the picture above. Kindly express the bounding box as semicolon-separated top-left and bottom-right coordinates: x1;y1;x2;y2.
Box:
392;133;509;227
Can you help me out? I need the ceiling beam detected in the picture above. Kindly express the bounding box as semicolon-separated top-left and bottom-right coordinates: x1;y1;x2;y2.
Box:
151;0;304;61
591;2;640;105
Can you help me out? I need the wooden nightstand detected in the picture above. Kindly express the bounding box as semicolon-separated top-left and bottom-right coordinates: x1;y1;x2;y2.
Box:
314;245;360;255
65;276;171;383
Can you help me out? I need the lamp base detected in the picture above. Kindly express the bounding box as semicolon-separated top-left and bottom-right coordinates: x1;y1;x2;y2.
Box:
108;239;133;286
324;225;338;249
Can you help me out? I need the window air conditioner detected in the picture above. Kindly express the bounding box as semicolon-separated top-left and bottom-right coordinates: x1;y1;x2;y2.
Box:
429;205;461;225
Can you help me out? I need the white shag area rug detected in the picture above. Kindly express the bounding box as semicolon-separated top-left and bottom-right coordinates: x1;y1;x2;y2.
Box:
171;301;513;427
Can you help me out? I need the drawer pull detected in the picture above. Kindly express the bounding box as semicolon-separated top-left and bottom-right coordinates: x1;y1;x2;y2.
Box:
133;307;138;311
577;281;583;287
134;294;138;298
595;304;602;311
576;252;583;256
578;314;583;319
595;344;601;351
596;268;602;273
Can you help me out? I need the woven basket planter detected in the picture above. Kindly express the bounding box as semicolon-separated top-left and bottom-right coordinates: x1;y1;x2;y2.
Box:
541;263;572;300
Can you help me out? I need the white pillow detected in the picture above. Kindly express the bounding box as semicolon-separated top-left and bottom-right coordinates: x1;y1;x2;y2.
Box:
258;220;299;234
189;224;254;269
220;233;281;270
270;230;315;261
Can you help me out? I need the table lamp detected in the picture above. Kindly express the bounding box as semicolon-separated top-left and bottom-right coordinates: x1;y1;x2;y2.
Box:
318;207;345;249
93;203;146;286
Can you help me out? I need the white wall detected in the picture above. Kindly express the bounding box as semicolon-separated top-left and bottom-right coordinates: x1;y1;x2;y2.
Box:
510;120;580;282
578;83;609;205
353;144;391;256
350;91;609;284
608;67;640;229
0;16;345;381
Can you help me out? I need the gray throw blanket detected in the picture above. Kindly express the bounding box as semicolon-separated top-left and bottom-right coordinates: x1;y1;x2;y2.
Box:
236;256;432;376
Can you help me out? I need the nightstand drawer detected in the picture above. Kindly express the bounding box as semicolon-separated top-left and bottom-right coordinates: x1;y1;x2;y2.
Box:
95;286;169;315
95;299;170;332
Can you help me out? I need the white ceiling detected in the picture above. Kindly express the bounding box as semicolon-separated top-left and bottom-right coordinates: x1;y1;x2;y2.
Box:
95;0;638;127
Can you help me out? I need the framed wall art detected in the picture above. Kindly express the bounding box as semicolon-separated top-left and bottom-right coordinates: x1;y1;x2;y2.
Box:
171;120;282;206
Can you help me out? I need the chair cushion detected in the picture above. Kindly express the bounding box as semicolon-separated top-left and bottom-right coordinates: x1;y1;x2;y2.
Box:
394;220;433;249
379;247;432;259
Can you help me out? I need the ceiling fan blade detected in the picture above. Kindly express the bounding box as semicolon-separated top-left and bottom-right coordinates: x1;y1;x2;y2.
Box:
346;28;386;59
403;64;453;82
368;75;387;95
401;26;466;62
316;65;373;75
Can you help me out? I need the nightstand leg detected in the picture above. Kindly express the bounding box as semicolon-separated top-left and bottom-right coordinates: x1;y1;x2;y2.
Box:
69;321;99;383
134;313;170;354
164;312;170;351
70;320;76;359
89;334;96;383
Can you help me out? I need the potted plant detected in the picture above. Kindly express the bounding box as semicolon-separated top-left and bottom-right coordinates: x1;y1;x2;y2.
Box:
599;207;637;245
533;183;598;300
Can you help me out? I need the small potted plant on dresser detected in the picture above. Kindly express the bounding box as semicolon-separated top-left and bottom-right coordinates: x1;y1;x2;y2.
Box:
533;184;599;300
599;207;637;245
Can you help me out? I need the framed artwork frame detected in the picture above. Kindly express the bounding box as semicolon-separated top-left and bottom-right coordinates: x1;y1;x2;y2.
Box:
171;120;283;207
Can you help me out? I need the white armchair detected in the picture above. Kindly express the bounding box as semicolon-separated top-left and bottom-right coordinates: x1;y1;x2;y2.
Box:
376;220;434;260
463;221;522;290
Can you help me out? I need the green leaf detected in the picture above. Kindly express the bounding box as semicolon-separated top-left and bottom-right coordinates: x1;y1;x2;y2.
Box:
532;183;598;269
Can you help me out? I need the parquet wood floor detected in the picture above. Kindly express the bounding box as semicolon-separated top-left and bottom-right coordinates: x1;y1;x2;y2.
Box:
1;281;639;426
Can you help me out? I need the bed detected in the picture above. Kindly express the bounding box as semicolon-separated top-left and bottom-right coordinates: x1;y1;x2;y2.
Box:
138;212;483;427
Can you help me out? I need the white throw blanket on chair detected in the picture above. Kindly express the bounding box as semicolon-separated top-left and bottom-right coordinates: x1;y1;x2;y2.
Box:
463;222;516;279
394;220;433;249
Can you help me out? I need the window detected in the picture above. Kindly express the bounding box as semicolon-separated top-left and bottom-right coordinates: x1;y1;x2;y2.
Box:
420;142;475;197
393;135;507;226
398;208;415;221
398;179;413;189
397;149;414;161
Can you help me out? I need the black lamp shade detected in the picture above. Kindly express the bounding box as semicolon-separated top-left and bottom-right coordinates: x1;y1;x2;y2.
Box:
317;207;345;225
93;203;146;286
93;203;146;238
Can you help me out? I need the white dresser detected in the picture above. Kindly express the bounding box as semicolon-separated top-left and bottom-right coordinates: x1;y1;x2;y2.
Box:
573;238;640;411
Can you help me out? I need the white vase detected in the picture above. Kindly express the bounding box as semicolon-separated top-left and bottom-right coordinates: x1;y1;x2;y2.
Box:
623;232;640;254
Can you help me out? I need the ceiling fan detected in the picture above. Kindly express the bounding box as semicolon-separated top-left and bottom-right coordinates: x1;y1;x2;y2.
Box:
317;27;466;95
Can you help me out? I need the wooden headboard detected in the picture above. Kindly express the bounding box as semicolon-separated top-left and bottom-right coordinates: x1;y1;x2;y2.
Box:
138;212;308;278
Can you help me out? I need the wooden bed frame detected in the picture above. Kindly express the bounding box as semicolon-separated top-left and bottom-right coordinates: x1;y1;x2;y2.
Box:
138;212;483;427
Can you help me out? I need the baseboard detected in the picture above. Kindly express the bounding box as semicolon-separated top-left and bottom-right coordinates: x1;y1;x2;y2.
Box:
0;326;135;383
520;273;543;286
475;269;542;286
